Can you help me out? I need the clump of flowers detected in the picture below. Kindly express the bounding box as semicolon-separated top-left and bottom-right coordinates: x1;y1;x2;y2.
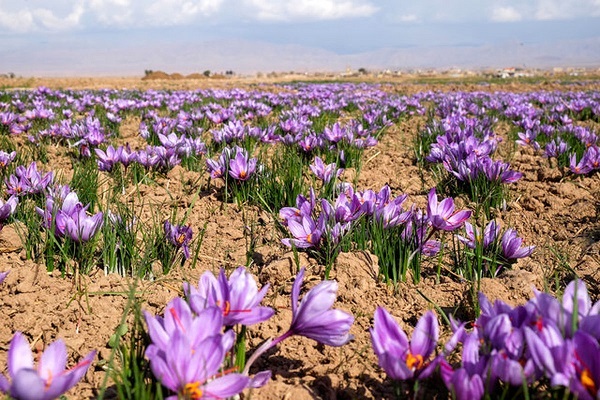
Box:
5;162;54;197
206;145;258;203
144;266;354;397
454;220;535;278
371;279;600;400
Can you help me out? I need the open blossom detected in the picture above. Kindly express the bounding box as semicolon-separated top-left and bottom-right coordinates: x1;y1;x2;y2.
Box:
371;307;439;381
243;267;354;376
0;195;18;227
164;221;193;259
0;332;96;400
281;215;324;249
144;299;249;399
229;150;257;181
426;188;471;231
184;266;274;326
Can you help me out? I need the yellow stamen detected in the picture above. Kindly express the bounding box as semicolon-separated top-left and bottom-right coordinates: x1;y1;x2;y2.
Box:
306;233;313;243
406;352;424;371
581;368;597;394
239;170;247;179
183;382;203;399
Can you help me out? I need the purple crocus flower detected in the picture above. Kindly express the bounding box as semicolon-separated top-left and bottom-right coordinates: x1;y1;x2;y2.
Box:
500;228;535;263
0;195;18;228
0;270;8;284
0;332;96;400
284;267;354;346
6;162;54;196
281;215;324;249
456;220;499;250
164;221;193;259
184;266;274;326
59;208;104;243
229;150;257;181
94;145;123;172
570;153;593;175
439;331;487;400
149;330;249;400
144;299;249;400
370;307;439;381
309;156;343;184
0;150;16;169
206;157;227;180
426;188;471;231
243;267;354;376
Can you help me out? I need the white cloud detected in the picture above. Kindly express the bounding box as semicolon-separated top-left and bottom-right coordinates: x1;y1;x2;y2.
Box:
244;0;378;21
89;0;134;26
0;9;35;33
145;0;225;25
491;6;522;22
0;1;84;32
533;0;600;20
33;2;85;31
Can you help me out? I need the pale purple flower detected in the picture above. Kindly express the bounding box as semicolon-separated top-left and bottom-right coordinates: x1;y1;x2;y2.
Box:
164;221;193;259
59;208;103;243
144;299;249;400
285;267;354;346
229;150;257;181
370;307;439;381
94;145;123;172
0;150;16;169
0;270;8;284
0;332;96;400
500;228;535;263
309;156;343;184
281;215;324;249
0;195;18;227
184;266;274;326
427;188;471;231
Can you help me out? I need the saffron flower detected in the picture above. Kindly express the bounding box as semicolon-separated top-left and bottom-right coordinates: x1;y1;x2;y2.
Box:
59;208;104;243
427;188;471;231
243;267;354;376
500;228;535;263
370;307;439;380
0;195;18;228
144;299;249;400
0;332;96;400
281;215;324;249
229;149;257;181
164;221;193;260
184;266;275;326
309;156;343;184
285;267;354;346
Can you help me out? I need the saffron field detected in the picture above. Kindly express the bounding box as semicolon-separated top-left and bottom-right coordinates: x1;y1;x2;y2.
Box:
0;77;598;399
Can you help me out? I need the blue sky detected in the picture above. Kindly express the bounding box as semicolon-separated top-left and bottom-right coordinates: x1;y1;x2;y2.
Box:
1;0;599;75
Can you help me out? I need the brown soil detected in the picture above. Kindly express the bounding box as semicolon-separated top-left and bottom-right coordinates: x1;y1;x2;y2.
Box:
0;77;598;399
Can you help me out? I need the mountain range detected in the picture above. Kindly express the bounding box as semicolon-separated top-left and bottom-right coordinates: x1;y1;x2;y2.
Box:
3;37;599;77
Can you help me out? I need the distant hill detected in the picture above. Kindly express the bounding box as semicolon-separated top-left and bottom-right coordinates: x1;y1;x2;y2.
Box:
2;37;599;77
